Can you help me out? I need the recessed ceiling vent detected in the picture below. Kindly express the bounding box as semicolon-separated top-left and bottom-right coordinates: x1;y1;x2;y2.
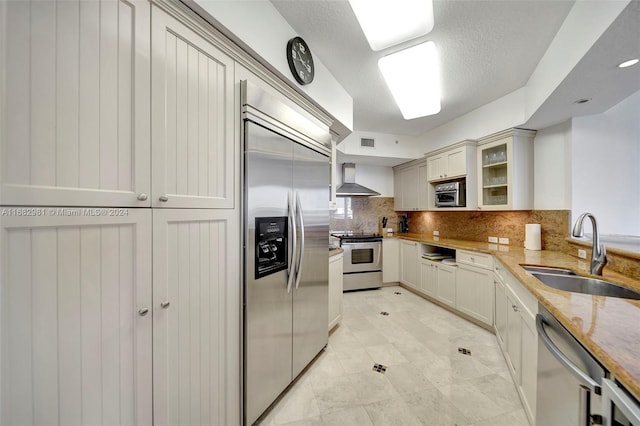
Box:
336;163;381;197
360;137;375;148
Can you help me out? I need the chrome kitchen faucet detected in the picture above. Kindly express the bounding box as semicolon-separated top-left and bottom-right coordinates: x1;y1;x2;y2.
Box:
571;212;607;275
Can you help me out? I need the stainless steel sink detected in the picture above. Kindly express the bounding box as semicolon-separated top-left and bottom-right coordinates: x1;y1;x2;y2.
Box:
521;265;577;276
531;273;640;300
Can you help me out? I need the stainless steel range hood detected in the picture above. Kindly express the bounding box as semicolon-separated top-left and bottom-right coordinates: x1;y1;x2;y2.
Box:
336;163;380;197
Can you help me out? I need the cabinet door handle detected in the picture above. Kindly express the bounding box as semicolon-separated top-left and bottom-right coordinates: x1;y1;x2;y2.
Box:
137;193;148;201
138;307;149;316
160;301;170;309
159;195;169;202
512;304;519;312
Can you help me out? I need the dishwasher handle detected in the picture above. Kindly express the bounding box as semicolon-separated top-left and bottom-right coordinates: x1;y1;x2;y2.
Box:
536;314;602;395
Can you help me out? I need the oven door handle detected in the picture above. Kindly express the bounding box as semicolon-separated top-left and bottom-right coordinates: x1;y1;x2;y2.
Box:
536;314;601;394
376;244;381;267
287;191;296;294
294;192;305;289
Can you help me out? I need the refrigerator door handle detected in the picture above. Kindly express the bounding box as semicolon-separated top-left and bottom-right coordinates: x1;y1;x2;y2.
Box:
287;191;297;293
294;191;305;289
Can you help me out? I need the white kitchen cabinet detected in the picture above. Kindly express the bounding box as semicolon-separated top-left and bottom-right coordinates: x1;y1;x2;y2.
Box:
520;312;538;421
0;210;153;426
383;238;400;283
1;0;151;207
152;208;240;426
417;163;430;210
393;158;427;211
400;239;420;289
420;260;438;298
494;275;508;348
151;5;236;209
456;263;494;326
505;287;522;378
477;129;536;210
329;252;344;331
455;249;494;326
427;146;466;182
436;263;457;308
420;259;457;305
495;260;538;425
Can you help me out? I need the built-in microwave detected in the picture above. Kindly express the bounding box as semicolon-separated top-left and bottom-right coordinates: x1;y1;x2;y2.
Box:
435;181;466;207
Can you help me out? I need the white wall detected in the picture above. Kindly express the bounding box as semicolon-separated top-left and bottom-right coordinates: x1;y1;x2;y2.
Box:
533;121;572;210
338;130;422;160
571;90;640;235
417;88;527;152
191;0;353;132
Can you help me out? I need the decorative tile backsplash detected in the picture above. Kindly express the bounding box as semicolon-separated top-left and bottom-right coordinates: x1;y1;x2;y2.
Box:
404;210;571;252
330;197;398;234
330;198;570;253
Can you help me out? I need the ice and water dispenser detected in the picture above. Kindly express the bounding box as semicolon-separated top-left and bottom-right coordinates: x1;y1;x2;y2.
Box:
255;217;288;279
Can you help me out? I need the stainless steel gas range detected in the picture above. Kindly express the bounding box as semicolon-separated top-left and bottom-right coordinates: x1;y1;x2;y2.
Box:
331;232;383;291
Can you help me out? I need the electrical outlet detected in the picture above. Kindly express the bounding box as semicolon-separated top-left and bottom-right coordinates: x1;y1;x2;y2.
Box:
578;249;587;259
433;230;439;236
488;236;498;243
499;237;509;245
433;236;440;242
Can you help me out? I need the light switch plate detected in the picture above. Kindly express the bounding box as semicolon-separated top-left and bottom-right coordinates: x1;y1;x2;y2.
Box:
433;236;440;241
499;237;509;245
578;249;587;259
433;230;439;236
488;236;498;243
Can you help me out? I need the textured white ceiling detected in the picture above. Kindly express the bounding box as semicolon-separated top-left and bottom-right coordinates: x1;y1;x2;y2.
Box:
271;0;576;136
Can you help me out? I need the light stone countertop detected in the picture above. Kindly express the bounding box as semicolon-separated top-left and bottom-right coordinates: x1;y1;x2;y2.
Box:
329;247;344;257
393;233;640;401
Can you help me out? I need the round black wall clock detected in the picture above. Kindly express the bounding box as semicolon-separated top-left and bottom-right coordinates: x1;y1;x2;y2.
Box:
286;36;315;85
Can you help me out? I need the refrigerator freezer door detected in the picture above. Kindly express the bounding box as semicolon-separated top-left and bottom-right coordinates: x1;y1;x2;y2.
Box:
244;122;294;425
292;143;329;378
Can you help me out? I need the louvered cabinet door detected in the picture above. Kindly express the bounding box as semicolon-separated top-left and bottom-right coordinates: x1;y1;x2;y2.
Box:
152;209;241;426
1;0;151;207
0;209;153;425
151;6;236;209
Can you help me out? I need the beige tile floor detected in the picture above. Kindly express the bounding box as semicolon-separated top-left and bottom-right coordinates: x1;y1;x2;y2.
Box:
257;285;530;426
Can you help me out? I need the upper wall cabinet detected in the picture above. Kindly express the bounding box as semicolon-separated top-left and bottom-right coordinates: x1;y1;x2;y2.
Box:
424;140;478;210
427;145;468;182
477;129;536;210
393;158;428;211
1;0;151;207
151;6;235;208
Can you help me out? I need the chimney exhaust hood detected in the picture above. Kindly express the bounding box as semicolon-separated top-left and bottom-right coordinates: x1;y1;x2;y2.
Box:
336;163;381;197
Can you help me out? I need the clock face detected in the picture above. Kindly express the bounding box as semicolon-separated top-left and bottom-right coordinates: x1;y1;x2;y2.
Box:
286;37;314;85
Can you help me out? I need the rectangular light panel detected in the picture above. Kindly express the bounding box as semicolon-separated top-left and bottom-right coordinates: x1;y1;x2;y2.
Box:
378;41;441;120
349;0;434;51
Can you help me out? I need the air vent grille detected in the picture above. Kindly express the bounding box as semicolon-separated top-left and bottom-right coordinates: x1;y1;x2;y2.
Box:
360;138;375;148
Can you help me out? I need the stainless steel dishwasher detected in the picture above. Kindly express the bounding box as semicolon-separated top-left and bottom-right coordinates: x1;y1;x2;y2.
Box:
536;304;605;425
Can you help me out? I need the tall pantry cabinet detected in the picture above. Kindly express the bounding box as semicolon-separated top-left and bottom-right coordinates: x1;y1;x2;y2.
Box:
0;1;240;425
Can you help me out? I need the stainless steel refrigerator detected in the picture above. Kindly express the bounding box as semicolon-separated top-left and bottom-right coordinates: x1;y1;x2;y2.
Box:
242;81;330;425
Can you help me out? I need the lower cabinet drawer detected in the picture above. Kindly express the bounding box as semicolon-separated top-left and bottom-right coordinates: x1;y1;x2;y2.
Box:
457;249;493;270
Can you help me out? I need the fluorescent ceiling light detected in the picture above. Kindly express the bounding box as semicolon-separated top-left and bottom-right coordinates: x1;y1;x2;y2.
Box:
378;41;441;120
349;0;434;51
618;58;639;68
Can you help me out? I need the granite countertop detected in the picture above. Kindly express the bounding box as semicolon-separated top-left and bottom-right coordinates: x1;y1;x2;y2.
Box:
329;247;344;256
394;233;640;401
